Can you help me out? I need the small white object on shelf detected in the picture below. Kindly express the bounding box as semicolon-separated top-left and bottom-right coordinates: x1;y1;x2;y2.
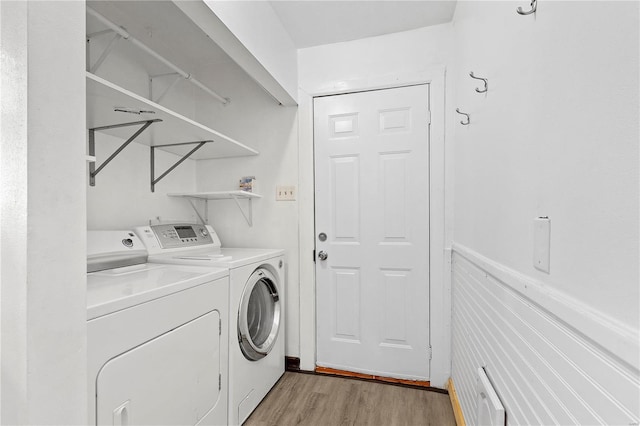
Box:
239;176;257;193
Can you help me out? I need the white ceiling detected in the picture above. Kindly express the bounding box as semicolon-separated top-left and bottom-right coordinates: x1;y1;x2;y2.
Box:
269;1;457;48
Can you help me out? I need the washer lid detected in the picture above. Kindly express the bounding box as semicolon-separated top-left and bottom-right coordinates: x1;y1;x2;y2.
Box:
87;263;227;320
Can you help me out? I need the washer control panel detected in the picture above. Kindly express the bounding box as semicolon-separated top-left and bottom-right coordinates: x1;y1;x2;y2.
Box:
151;224;213;249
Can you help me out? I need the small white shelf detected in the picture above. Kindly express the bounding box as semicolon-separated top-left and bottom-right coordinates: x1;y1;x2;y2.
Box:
167;191;262;200
86;72;259;159
168;191;261;226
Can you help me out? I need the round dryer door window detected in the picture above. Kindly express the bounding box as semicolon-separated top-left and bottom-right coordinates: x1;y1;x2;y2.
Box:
238;268;281;361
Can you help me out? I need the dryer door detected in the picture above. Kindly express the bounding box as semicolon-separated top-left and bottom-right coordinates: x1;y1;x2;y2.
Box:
96;311;222;425
238;268;281;361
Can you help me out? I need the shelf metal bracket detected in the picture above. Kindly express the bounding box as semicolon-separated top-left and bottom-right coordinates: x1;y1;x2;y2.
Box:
88;31;122;73
229;194;254;227
89;119;161;186
149;72;182;104
187;198;208;225
150;140;213;192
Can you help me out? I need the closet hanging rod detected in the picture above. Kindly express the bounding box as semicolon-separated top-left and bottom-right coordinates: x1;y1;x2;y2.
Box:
86;7;230;106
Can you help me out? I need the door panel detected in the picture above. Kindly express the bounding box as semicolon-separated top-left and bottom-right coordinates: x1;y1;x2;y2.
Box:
380;152;409;240
380;268;411;344
315;85;430;380
331;156;360;241
332;267;362;342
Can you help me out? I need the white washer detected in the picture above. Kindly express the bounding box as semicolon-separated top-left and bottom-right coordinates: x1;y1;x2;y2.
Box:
87;230;229;426
134;224;285;425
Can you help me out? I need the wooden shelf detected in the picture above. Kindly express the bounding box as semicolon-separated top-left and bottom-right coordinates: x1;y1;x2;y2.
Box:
86;72;259;160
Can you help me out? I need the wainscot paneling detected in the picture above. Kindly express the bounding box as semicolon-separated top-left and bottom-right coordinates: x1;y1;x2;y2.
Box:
451;245;639;426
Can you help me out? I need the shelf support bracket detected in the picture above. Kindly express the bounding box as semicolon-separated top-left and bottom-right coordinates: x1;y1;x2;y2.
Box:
187;198;208;225
150;140;213;192
149;72;182;104
89;32;122;73
230;194;254;227
89;119;161;186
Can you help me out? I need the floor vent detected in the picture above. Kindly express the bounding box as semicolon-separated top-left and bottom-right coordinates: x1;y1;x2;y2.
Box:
476;368;505;426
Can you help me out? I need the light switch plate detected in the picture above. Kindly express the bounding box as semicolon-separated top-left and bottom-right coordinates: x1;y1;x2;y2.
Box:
533;217;550;273
276;185;296;201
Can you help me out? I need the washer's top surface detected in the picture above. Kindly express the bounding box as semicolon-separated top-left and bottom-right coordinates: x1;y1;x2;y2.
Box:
150;247;284;269
87;263;228;320
134;224;284;269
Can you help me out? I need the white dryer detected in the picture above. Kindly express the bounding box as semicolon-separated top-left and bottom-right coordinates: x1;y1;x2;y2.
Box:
87;230;229;426
134;223;285;425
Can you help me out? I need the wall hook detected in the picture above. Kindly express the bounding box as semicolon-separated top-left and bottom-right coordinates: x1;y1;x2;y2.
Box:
517;0;537;15
456;108;470;125
469;72;488;93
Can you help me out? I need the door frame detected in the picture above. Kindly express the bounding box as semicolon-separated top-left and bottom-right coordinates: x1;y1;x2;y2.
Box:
298;66;451;388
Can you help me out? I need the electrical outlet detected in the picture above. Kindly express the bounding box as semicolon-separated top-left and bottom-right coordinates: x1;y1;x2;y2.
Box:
276;185;296;201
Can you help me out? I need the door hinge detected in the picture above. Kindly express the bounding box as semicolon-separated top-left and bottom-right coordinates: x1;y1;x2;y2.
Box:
427;110;432;125
313;249;316;263
219;373;222;391
428;345;433;361
219;318;222;336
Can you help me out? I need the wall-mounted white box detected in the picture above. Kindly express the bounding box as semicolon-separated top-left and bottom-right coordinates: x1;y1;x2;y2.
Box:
533;217;551;273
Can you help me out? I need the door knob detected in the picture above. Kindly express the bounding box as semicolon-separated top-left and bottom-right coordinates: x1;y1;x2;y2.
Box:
318;250;328;261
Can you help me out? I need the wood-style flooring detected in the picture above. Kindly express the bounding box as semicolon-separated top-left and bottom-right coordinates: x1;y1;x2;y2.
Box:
244;372;456;426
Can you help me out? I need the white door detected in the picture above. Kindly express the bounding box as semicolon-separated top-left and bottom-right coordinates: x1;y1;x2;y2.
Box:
314;85;430;380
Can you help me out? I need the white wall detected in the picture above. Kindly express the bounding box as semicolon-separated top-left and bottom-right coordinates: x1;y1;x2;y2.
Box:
450;1;639;424
452;0;639;331
297;24;455;386
202;1;298;104
1;1;87;423
87;134;199;229
193;58;300;357
298;24;453;93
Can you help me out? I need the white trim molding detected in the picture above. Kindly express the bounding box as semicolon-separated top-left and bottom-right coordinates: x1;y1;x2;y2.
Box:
298;66;451;387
